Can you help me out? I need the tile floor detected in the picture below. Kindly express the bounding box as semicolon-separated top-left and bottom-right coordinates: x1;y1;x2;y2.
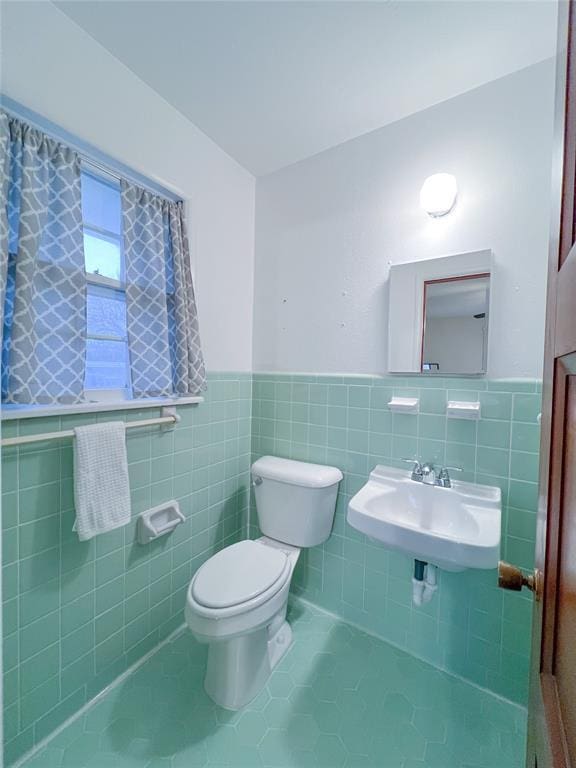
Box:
19;602;526;768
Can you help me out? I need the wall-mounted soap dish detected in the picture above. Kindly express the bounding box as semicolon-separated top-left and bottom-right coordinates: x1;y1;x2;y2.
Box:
137;501;185;544
446;401;481;420
388;396;419;414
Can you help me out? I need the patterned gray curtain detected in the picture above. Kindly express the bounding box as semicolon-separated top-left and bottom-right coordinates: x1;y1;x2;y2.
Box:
121;181;206;398
167;201;206;396
0;111;86;404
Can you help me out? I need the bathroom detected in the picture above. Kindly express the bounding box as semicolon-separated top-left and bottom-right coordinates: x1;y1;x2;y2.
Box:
1;1;574;766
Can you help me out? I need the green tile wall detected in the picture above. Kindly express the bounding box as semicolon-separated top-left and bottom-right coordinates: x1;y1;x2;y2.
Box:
2;370;540;765
1;373;252;766
251;373;540;706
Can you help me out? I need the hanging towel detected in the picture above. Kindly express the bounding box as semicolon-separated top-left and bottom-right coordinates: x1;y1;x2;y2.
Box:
73;421;131;541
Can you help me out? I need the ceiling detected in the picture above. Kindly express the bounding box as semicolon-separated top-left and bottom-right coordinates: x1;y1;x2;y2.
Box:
56;0;558;177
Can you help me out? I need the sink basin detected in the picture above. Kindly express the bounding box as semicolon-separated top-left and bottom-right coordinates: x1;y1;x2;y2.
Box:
347;465;501;571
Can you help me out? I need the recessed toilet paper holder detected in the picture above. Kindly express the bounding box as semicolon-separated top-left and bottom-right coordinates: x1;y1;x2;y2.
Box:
137;500;185;544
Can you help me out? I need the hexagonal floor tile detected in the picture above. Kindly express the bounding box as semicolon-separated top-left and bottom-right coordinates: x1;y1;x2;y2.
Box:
17;600;527;768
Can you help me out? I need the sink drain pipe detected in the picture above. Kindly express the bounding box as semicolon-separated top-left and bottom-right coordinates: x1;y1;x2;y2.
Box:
412;560;438;606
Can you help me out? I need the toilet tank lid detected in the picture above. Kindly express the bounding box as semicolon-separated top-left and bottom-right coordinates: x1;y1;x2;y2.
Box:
252;456;343;489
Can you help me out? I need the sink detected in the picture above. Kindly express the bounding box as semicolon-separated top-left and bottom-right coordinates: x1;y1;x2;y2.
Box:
347;465;501;571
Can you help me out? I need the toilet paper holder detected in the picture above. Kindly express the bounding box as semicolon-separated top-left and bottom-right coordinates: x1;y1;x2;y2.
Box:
137;500;185;544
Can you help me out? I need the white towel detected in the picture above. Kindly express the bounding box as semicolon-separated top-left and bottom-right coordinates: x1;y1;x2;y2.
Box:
73;421;131;541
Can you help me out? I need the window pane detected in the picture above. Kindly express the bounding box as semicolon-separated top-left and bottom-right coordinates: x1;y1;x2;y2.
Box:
84;231;122;282
85;339;130;390
87;287;127;340
81;171;121;234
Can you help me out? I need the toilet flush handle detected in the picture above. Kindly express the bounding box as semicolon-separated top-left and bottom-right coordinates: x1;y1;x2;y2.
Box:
252;475;263;487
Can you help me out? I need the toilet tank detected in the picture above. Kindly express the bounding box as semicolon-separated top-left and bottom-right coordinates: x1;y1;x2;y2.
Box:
251;456;343;547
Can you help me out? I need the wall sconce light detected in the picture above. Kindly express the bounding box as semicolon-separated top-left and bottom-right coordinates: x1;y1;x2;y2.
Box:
420;173;458;217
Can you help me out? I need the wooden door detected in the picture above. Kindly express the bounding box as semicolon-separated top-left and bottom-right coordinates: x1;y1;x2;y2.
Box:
502;2;576;765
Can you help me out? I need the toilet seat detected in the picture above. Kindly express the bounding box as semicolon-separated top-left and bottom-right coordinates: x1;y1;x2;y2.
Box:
189;540;292;619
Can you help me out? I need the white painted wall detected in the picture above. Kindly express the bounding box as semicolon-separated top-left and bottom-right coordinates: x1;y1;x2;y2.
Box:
0;1;256;372
254;60;556;378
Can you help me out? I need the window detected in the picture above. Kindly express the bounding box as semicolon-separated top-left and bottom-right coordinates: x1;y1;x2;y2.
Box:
81;168;132;398
2;104;206;413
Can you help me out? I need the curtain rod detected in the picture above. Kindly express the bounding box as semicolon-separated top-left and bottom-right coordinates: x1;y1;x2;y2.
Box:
1;95;182;203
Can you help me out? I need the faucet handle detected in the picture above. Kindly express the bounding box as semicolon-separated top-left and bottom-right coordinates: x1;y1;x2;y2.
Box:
401;458;423;480
437;465;462;488
401;457;422;469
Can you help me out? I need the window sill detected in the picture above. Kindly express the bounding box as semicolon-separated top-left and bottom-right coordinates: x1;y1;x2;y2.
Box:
1;395;204;421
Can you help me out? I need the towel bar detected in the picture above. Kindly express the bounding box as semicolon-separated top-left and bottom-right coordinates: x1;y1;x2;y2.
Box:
0;413;178;448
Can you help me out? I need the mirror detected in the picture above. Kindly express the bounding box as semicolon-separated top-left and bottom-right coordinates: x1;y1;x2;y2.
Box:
421;275;489;374
388;249;492;374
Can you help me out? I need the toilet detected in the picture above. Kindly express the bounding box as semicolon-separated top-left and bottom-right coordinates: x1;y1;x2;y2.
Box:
185;455;343;709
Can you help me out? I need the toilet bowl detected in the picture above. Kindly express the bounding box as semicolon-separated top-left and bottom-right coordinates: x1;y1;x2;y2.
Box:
185;456;342;709
186;537;299;709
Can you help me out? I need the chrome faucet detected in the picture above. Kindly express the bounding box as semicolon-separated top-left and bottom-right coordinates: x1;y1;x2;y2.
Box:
401;459;462;488
401;459;424;482
436;466;463;488
421;462;437;485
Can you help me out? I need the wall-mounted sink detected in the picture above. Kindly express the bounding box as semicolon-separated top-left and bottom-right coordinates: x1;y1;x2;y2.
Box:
347;465;501;571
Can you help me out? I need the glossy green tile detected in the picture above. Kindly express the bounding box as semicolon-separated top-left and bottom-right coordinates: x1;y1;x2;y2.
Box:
95;604;124;647
61;594;95;638
505;536;535;570
19;549;59;593
1;450;18;493
392;413;418;437
4;373;541;764
18;450;60;490
507;507;537;543
476;447;510;477
391;435;418;461
510;451;540;482
3;527;18;566
478;392;512;420
512;421;541;453
2;492;18;530
3;373;252;765
19;483;60;524
20;613;60;661
20;676;60;728
513;393;542;423
417;438;445;464
369;409;392;434
445;442;475;472
20;643;59;696
19;517;60;559
327;385;347;407
478;419;511;449
509;480;539;512
62;622;94;668
419;414;446;440
446;419;477;445
250;374;540;715
20;579;60;626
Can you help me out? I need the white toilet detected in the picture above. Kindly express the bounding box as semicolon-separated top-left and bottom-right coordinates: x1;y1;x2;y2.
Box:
185;455;342;709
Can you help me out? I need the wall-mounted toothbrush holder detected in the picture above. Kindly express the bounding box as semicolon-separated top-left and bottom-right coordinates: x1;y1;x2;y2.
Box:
446;401;481;420
137;501;185;544
388;396;419;414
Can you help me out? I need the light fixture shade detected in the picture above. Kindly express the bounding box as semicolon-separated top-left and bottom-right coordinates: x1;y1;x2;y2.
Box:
420;173;458;217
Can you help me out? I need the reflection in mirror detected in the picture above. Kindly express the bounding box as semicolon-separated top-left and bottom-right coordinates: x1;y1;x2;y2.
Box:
421;274;489;374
